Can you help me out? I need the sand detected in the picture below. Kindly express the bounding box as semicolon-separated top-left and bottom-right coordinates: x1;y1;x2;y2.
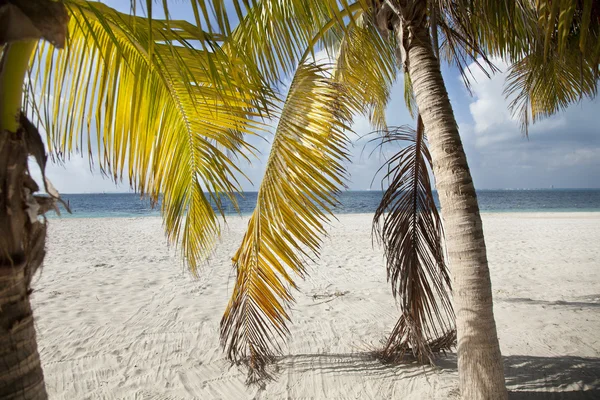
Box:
30;212;600;399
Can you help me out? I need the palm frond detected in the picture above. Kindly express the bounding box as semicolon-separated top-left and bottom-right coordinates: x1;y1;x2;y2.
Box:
333;13;397;130
461;0;599;70
434;4;501;90
26;0;272;273
220;62;355;383
402;70;417;119
229;0;370;85
505;41;598;134
372;119;455;364
536;0;600;60
151;0;251;37
460;0;537;60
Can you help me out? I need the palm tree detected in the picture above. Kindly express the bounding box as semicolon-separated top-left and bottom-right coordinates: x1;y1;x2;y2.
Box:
217;1;599;398
375;3;511;397
215;0;504;392
0;1;273;397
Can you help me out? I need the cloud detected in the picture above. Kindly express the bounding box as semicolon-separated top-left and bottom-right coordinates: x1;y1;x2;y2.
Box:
458;58;600;189
30;155;127;194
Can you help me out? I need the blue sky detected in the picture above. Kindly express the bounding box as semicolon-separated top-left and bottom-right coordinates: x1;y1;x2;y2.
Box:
38;1;600;193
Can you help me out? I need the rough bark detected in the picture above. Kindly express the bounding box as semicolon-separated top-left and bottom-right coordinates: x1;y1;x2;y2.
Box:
0;130;48;399
387;1;508;398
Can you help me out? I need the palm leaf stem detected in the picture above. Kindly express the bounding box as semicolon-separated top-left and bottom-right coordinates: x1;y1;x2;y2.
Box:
0;41;36;132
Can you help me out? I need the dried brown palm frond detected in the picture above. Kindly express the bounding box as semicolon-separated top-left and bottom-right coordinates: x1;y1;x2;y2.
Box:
372;117;455;364
376;320;456;364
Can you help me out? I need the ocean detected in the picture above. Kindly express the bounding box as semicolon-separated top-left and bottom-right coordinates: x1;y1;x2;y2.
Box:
54;190;600;218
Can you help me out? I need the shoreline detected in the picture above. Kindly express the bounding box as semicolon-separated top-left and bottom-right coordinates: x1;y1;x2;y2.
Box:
46;210;600;221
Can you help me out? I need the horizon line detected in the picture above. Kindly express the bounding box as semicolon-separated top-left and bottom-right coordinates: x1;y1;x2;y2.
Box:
58;187;600;195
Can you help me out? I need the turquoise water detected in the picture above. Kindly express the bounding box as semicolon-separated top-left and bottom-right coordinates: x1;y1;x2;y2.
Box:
54;189;600;218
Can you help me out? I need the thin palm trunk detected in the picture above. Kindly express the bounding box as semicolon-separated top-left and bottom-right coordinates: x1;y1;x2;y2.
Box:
392;4;508;399
0;233;47;400
0;41;48;400
0;137;47;399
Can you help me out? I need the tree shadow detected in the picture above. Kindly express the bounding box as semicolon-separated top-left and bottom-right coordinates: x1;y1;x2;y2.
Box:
275;352;435;380
274;352;600;398
437;354;600;399
505;355;600;399
501;295;600;309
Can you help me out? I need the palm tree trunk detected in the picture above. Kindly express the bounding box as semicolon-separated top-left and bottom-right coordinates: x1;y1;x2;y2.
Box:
0;41;48;399
393;6;508;400
0;266;47;399
0;135;47;400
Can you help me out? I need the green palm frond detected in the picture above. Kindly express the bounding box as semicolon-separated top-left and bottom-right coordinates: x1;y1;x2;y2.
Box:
401;70;417;119
26;0;272;273
458;0;536;60
372;119;455;364
505;42;598;133
536;0;600;59
220;62;355;383
578;0;599;55
464;0;599;67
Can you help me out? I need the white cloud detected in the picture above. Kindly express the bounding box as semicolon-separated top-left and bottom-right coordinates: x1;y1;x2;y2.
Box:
30;156;127;194
459;58;600;189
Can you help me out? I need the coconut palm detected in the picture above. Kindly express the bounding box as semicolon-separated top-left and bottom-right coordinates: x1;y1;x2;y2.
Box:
216;0;501;390
217;0;599;398
0;1;273;397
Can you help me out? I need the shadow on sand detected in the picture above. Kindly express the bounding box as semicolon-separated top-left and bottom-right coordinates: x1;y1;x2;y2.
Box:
276;352;430;380
501;296;600;309
275;352;600;399
504;355;600;399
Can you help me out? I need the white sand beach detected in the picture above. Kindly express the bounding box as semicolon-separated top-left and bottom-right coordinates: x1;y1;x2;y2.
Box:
31;213;600;399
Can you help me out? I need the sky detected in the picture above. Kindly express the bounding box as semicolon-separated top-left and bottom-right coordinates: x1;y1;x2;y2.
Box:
33;1;600;193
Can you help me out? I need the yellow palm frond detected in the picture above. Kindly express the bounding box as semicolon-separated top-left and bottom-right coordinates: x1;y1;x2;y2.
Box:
26;0;271;273
333;13;397;129
220;62;356;383
229;0;370;83
154;0;252;37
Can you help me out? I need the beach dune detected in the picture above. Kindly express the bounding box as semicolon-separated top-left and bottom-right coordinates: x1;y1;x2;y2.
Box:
32;213;600;399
